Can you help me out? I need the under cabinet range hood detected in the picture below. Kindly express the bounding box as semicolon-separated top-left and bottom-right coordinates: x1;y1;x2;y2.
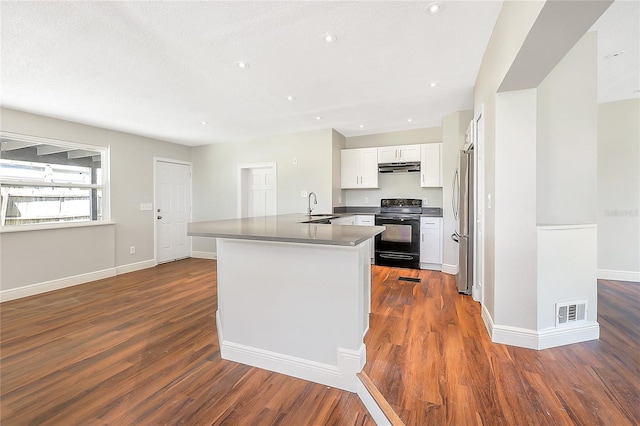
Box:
378;161;421;173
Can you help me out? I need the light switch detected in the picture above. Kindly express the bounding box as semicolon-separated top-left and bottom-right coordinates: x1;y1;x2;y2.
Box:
301;190;308;198
140;203;153;211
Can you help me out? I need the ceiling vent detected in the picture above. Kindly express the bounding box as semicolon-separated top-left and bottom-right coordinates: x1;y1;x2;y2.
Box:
555;301;587;327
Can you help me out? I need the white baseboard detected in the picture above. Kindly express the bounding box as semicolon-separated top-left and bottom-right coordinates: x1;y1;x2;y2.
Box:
191;250;217;260
481;304;494;338
483;305;599;350
116;259;156;275
535;322;600;349
597;269;640;282
472;284;481;302
216;311;365;392
356;378;390;426
0;268;117;303
441;263;458;275
420;262;442;271
1;259;158;303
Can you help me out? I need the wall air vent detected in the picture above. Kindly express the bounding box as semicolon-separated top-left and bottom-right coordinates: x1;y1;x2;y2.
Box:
555;300;587;327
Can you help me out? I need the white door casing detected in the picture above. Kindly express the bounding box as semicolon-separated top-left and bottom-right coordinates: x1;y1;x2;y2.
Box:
155;159;192;263
238;163;277;218
474;106;486;305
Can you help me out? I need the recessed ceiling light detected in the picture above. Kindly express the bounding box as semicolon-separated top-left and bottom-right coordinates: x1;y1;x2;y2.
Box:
316;116;322;120
323;33;337;43
604;51;624;60
359;124;364;129
429;81;438;87
201;121;209;125
286;95;296;101
407;118;413;122
426;2;442;14
235;61;249;69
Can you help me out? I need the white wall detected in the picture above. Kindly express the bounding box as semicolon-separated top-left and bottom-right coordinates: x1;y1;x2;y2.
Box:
535;32;599;331
537;32;598;226
190;128;336;254
344;127;443;207
0;108;192;295
474;0;545;321
598;99;640;280
474;2;604;348
332;129;346;207
441;110;473;273
494;89;538;330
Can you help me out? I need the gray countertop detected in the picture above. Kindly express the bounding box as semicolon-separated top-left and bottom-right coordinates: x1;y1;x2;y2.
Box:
187;214;385;246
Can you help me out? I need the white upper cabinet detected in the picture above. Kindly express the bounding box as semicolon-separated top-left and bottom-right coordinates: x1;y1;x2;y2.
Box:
377;144;421;163
341;148;379;189
421;143;442;187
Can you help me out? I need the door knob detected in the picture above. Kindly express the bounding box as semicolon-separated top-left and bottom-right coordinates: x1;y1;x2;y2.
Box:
157;216;163;219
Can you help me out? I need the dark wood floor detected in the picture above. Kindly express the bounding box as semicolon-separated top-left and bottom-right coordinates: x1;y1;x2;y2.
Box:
1;259;638;425
364;267;640;425
0;259;373;425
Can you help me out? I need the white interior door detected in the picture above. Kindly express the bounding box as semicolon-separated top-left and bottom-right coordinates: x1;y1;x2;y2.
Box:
155;160;192;263
239;163;276;218
248;167;275;217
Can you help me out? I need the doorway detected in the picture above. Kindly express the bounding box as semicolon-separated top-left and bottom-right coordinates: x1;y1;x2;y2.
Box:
238;163;277;218
154;159;192;263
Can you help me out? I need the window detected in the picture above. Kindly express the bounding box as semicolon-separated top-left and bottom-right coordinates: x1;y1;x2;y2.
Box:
0;132;109;228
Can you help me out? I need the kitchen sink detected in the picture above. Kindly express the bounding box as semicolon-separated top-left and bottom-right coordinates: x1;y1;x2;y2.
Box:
301;218;332;224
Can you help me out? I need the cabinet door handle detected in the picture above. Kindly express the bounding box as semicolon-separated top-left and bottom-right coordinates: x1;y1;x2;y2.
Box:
421;234;424;243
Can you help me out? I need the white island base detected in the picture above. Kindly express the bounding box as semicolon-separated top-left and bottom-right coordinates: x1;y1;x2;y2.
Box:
216;237;372;392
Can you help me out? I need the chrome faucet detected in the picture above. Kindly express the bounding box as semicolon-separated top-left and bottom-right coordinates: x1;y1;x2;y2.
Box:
307;192;317;216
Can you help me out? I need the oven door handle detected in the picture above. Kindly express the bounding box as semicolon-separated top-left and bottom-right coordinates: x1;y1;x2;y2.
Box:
379;253;414;261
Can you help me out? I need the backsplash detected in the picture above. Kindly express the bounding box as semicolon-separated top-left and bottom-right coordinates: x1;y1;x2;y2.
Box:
344;172;443;207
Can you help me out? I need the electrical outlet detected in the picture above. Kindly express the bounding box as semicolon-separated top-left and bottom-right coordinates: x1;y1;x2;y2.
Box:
423;198;428;206
364;197;369;204
301;190;308;198
130;246;136;255
338;196;342;204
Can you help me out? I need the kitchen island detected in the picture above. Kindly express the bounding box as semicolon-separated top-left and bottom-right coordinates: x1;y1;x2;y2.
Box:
187;214;384;392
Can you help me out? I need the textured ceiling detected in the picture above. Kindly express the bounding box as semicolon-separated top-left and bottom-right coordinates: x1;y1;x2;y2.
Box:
0;1;502;146
0;1;637;147
590;0;640;104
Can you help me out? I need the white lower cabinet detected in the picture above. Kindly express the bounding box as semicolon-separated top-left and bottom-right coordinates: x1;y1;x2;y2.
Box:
420;217;443;270
355;215;375;226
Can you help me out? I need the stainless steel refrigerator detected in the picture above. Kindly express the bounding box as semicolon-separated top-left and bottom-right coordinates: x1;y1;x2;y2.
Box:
452;147;473;294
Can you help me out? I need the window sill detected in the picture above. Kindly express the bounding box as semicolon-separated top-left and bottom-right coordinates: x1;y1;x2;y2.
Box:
0;221;115;234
